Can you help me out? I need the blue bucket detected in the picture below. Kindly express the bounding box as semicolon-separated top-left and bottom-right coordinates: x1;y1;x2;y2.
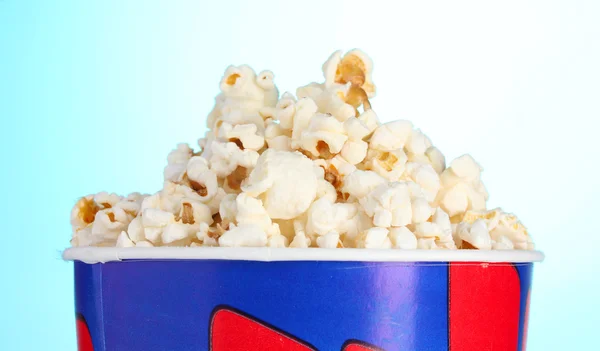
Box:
64;247;543;351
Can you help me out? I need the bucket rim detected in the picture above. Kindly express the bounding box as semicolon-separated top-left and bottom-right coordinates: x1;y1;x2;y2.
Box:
63;247;544;264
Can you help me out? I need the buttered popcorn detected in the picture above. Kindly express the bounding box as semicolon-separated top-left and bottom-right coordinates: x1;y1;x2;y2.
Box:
70;49;534;251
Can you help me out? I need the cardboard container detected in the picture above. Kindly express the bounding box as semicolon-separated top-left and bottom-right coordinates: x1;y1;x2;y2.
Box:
63;247;544;351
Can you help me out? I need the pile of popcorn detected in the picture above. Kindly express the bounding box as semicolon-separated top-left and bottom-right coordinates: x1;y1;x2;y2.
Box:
70;50;533;250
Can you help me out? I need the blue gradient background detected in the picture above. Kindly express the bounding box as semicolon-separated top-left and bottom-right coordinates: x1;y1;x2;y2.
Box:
1;1;598;350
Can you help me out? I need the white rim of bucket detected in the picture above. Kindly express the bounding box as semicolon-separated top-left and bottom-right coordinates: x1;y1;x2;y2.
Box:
63;247;544;264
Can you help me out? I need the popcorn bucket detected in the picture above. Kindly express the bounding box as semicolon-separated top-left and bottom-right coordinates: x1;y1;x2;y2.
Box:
63;247;543;351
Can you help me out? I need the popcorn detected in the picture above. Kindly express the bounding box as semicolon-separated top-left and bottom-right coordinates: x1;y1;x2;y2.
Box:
210;141;259;177
198;131;216;160
492;235;515;250
316;179;338;203
234;193;279;237
274;93;297;130
206;187;227;215
316;155;357;201
402;163;441;203
219;65;279;115
296;81;357;122
460;208;502;229
216;122;265;151
161;159;220;209
436;155;489;218
209;192;281;246
155;182;192;215
183;199;213;224
93;192;122;209
323;49;375;98
425;146;446;174
160;182;217;222
413;208;456;249
306;197;360;237
196;222;220;247
460;208;532;250
296;82;324;101
71;225;93;247
369;120;414;152
344;116;372;142
417;238;440;250
113;193;147;217
366;121;447;183
160;182;191;211
405;129;430;157
289;98;319;150
71;195;101;232
340;117;370;165
316;231;342;249
258;106;276;122
218;194;238;225
161;223;191;244
290;232;311;248
70;192;142;246
69;49;534;252
359;181;433;228
242;149;319;220
389;227;418;249
455;219;492;250
184;156;219;202
313;84;357;122
299;113;348;158
432;207;453;237
137;190;212;246
116;231;135;248
209;141;259;192
255;71;278;104
141;208;175;244
218;109;266;134
317;155;357;177
293;218;307;236
341;169;386;201
267;233;289;248
218;223;268;247
126;217;144;243
322;50;375;115
340;140;368;165
70;193;147;247
124;192;147;202
207;93;227;130
264;120;292;151
356;227;392;249
407;182;435;224
90;207;135;245
135;240;154;247
140;192;162;213
164;144;194;182
493;213;532;250
164;201;213;244
357;109;380;134
272;218;296;241
363;149;408;181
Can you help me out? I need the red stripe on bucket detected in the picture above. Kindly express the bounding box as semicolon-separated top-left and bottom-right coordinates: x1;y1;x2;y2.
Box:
449;263;521;351
76;315;94;351
210;308;314;351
